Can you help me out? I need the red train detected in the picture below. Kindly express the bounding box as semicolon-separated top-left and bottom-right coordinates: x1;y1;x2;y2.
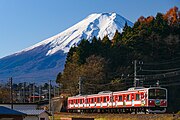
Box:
67;87;167;113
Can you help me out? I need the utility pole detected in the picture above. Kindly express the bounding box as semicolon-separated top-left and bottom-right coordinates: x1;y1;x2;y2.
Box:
79;77;82;95
57;86;60;97
9;77;13;109
39;85;41;101
33;83;35;103
29;83;31;103
18;90;21;103
134;60;137;87
53;86;56;97
23;82;26;103
49;80;51;112
52;101;54;120
133;60;144;87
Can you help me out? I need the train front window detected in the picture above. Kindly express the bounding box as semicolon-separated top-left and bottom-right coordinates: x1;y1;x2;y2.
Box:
148;89;166;99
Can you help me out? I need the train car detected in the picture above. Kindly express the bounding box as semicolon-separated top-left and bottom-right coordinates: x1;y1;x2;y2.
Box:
146;87;167;113
67;91;112;112
112;87;167;113
84;91;112;112
68;95;86;112
67;87;167;113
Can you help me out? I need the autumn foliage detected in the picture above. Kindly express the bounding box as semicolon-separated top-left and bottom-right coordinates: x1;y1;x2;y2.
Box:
164;6;180;25
138;6;180;25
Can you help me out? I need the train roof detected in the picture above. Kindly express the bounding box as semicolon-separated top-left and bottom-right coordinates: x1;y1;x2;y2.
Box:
98;91;112;94
68;86;167;99
114;86;166;93
68;91;113;99
128;87;145;91
68;94;86;99
112;87;147;93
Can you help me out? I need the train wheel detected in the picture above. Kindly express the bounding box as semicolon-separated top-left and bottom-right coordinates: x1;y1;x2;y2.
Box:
144;108;147;114
135;108;137;114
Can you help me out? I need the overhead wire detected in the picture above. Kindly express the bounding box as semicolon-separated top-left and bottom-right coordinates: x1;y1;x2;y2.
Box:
143;57;180;66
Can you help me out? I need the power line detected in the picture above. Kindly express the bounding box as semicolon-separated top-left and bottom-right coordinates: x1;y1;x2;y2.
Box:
139;70;180;78
81;64;142;88
143;57;180;66
142;67;180;72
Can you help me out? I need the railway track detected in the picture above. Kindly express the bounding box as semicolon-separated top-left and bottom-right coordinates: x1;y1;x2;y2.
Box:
53;112;179;120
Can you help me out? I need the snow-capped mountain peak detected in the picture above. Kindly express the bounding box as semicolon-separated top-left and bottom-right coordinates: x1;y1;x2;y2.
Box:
19;12;133;56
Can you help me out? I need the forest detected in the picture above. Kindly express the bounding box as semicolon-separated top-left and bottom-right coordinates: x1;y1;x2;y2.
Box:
56;7;180;112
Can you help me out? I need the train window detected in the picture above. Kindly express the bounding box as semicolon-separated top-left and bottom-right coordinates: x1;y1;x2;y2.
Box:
148;89;166;99
103;97;107;102
119;95;122;101
80;99;82;104
97;97;101;103
110;96;113;102
71;100;73;104
136;94;140;100
114;96;117;101
127;95;130;101
91;98;94;103
141;93;144;99
107;96;109;101
85;99;88;104
132;94;134;99
76;99;78;104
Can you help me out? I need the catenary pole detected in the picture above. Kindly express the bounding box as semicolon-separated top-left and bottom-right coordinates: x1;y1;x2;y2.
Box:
9;77;13;109
134;60;137;87
49;80;51;112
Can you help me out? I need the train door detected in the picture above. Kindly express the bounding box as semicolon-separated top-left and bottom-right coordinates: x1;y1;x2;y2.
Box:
114;95;117;107
101;97;103;108
123;94;126;106
107;96;110;107
88;98;90;108
131;93;134;107
141;92;145;106
109;94;113;107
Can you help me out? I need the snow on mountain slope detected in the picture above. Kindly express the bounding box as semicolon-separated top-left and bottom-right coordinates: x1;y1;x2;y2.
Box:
0;12;133;83
18;12;133;56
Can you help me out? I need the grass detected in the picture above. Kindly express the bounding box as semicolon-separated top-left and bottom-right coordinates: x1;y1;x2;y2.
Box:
50;113;175;120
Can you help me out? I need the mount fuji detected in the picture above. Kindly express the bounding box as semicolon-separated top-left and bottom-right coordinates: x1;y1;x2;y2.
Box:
0;12;133;83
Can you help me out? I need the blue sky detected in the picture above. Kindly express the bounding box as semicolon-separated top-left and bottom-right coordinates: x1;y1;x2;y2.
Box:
0;0;179;58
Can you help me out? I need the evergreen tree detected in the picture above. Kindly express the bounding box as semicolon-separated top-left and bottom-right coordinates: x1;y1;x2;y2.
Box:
102;35;111;46
153;13;169;36
111;30;122;46
91;36;101;55
76;39;91;64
